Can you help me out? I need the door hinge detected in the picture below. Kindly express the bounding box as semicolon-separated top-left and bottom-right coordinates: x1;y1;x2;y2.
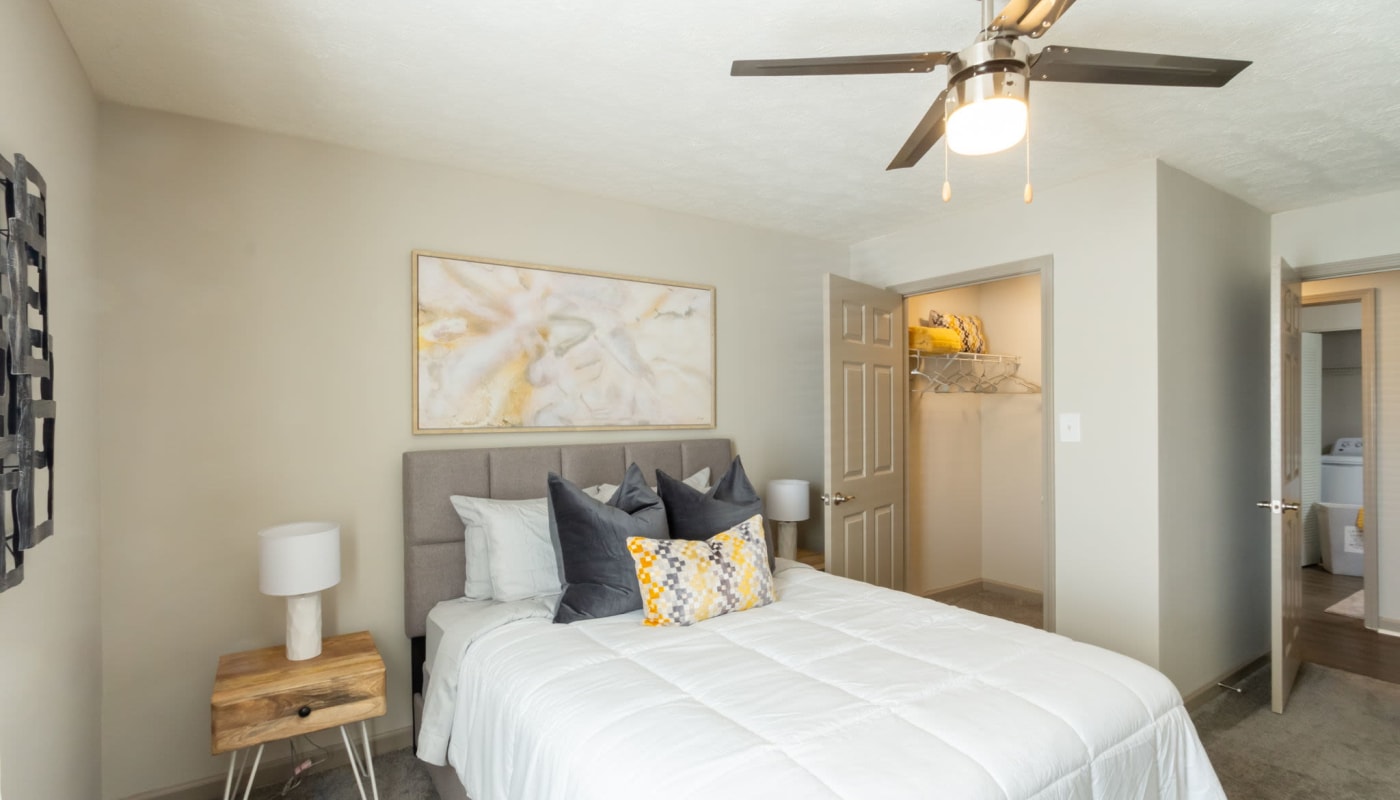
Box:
1255;500;1301;514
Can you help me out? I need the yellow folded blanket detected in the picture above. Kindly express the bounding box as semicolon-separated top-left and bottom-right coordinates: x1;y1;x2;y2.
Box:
908;325;961;354
922;311;988;354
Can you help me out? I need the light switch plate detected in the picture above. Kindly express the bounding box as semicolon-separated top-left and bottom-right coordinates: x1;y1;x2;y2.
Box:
1059;413;1081;443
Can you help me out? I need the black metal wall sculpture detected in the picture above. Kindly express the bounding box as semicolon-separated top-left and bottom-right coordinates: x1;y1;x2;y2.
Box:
0;153;55;594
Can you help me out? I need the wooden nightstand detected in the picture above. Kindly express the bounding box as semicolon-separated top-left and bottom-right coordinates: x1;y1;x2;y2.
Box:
211;631;387;800
796;547;826;572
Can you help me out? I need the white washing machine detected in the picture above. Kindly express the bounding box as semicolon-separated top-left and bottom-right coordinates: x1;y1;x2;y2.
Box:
1320;437;1363;504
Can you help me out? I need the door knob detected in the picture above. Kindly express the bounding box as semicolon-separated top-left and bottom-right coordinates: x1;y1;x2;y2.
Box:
1255;500;1301;514
821;492;855;506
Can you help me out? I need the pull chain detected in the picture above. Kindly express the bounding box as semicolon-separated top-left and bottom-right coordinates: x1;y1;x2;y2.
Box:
942;103;953;203
1023;104;1034;204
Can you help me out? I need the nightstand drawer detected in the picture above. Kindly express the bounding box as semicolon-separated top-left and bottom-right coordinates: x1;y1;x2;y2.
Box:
211;631;387;754
212;671;385;753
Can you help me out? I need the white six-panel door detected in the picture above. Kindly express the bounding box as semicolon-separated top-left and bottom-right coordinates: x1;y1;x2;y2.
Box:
823;274;905;589
1266;257;1304;714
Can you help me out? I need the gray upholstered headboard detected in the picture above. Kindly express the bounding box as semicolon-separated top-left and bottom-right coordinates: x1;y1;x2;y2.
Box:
402;438;734;639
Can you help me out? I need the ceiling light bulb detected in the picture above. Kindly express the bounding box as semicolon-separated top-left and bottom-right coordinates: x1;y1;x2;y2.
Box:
947;97;1028;156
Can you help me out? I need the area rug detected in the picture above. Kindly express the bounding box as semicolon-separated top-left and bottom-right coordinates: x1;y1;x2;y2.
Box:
1326;589;1365;619
1192;662;1400;800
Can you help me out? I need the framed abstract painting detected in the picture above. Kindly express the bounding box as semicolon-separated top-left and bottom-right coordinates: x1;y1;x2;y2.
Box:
412;251;716;433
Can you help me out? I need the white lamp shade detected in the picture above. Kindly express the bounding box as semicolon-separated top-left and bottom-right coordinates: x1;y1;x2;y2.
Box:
259;521;341;596
766;480;810;522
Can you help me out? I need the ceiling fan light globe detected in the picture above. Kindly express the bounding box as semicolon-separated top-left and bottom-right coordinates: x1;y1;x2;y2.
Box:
947;96;1027;156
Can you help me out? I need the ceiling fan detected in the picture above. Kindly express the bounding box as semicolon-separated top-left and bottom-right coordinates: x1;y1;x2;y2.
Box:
732;0;1251;174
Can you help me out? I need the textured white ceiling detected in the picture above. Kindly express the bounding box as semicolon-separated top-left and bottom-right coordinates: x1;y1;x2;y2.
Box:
47;0;1400;243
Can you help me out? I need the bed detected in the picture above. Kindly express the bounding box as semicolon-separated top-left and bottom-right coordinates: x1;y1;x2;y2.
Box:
404;439;1224;800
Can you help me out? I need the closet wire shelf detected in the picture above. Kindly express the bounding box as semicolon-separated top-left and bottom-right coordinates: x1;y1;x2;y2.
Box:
910;350;1041;395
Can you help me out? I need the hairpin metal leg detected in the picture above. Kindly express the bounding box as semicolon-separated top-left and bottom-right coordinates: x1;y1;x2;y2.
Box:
222;745;264;800
221;750;238;800
222;752;237;800
361;720;380;799
340;724;380;800
241;745;263;800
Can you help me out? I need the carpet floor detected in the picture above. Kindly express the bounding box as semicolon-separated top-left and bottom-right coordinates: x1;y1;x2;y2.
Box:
269;660;1400;799
247;748;438;800
941;589;1045;629
1192;661;1400;799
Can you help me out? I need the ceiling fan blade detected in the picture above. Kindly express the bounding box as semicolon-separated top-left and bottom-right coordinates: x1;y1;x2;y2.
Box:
992;0;1079;39
1030;46;1251;87
886;89;950;171
731;52;953;77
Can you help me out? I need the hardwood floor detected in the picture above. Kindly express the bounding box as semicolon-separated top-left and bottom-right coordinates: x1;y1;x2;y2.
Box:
1300;565;1400;684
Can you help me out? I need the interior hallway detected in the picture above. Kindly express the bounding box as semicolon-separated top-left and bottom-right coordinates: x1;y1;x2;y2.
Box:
1301;565;1400;684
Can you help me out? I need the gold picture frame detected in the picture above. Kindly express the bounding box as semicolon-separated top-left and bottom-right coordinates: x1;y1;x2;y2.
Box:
412;251;716;434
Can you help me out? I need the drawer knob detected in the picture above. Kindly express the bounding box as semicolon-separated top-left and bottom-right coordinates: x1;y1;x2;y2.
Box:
298;705;312;718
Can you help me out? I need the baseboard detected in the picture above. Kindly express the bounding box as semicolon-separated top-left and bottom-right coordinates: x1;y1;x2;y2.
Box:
1181;653;1268;712
1378;617;1400;637
979;579;1043;604
924;578;984;602
122;725;415;800
925;579;1043;604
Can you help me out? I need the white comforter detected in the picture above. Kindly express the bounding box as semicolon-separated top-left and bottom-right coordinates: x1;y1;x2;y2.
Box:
420;564;1224;800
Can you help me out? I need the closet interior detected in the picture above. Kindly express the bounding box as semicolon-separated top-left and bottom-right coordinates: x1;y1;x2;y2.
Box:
905;273;1045;618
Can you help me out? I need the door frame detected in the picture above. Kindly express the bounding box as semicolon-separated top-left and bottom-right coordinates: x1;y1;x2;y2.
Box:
1300;288;1379;630
889;254;1056;630
1294;250;1400;632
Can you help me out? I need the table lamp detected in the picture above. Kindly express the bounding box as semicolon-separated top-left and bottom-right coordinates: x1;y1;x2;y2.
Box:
766;479;810;562
259;521;341;661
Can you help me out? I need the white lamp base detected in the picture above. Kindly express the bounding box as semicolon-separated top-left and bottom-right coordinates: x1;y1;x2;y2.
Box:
285;592;323;661
777;521;798;562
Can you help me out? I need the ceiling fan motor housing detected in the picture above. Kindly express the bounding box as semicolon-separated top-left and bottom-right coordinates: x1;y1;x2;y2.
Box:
947;37;1030;111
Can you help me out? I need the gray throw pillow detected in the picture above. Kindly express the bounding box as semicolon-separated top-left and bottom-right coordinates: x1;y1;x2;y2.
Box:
657;456;772;572
549;463;669;624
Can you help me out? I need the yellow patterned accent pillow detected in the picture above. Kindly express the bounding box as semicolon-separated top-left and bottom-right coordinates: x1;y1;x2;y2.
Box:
627;514;775;627
923;311;988;354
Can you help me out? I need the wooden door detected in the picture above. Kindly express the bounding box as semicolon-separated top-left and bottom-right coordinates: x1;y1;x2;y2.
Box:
823;274;905;589
1264;257;1304;713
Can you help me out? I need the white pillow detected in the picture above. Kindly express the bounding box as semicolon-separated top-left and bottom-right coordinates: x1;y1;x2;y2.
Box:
453;487;606;601
582;467;711;502
449;495;561;602
450;468;708;601
460;509;493;601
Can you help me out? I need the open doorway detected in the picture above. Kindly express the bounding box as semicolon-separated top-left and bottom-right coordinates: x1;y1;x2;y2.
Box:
1296;284;1400;684
1300;301;1365;619
900;267;1051;630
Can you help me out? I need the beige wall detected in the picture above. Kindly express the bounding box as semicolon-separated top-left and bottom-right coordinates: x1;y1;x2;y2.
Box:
1301;333;1322;565
978;274;1043;592
905;276;1043;597
906;286;983;594
1273;189;1400;267
0;3;101;800
95;104;848;798
1154;162;1271;694
861;160;1278;695
855;160;1164;667
1320;330;1363;449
